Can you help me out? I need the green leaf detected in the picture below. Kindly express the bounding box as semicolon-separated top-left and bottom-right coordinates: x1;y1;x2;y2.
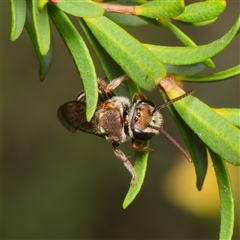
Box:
188;18;219;27
165;63;207;75
213;108;240;127
105;13;148;27
84;16;166;91
79;18;140;99
48;4;98;121
123;141;149;209
208;149;234;240
78;18;130;97
161;92;208;191
166;87;240;166
142;17;215;69
174;0;226;24
10;0;26;41
31;0;51;56
38;0;48;12
134;0;185;19
79;19;143;197
25;0;54;81
145;16;240;65
177;65;240;82
55;0;104;17
108;0;147;4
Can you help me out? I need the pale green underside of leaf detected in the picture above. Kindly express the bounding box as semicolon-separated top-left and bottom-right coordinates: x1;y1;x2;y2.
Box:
179;65;240;82
10;0;26;41
105;13;148;27
25;0;53;82
165;63;207;75
31;0;51;56
48;4;98;121
84;16;166;91
185;17;218;27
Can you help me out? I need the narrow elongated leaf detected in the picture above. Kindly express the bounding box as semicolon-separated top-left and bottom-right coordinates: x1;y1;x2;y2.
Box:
209;149;234;240
164;87;240;166
10;0;26;41
134;0;184;19
123;141;149;209
48;4;98;121
78;18;129;97
31;0;51;55
175;0;226;24
84;16;166;91
145;16;240;65
55;0;104;17
177;65;240;82
79;19;143;201
142;17;215;69
26;0;54;81
161;92;208;191
79;18;140;98
213;108;240;127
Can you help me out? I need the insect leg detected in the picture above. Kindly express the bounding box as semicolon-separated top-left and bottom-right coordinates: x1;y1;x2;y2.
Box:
131;139;154;153
106;74;129;92
112;142;136;185
132;92;147;104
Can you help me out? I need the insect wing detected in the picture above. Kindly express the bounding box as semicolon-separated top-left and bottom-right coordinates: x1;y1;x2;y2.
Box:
57;79;116;136
57;93;102;137
57;98;88;133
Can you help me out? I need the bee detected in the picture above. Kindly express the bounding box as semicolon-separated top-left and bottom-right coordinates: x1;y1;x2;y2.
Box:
57;75;194;185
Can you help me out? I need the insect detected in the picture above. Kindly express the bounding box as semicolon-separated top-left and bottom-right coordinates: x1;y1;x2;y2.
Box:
57;75;194;185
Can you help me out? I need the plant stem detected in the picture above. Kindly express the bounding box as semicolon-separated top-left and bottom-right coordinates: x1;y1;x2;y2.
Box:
97;3;134;15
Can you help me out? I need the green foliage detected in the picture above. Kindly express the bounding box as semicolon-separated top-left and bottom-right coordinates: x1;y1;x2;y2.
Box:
10;0;239;239
174;0;226;25
48;5;98;121
209;149;235;240
145;18;240;65
123;141;150;209
84;16;166;91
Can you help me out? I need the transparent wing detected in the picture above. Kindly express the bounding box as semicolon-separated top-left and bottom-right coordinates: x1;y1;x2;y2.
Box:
57;99;87;133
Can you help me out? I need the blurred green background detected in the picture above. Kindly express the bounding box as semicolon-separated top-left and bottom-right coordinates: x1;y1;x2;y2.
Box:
2;2;239;239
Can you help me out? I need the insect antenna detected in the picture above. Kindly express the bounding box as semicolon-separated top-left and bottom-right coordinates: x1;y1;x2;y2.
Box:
149;126;192;162
151;89;195;115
